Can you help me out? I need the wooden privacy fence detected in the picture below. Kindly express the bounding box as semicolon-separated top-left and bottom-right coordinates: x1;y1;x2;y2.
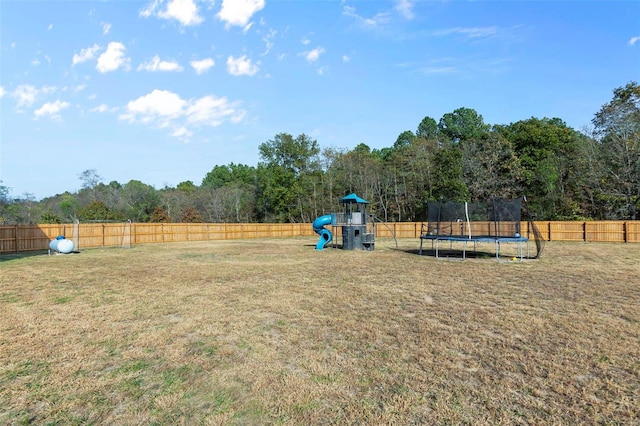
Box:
1;221;639;254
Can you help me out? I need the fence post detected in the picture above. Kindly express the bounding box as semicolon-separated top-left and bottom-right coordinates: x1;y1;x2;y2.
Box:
624;221;628;243
15;225;19;253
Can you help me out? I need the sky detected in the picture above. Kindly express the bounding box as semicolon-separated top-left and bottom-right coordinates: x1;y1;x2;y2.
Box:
1;0;639;200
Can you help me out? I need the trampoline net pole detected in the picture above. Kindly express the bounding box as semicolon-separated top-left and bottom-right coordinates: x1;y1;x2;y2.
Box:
465;202;471;239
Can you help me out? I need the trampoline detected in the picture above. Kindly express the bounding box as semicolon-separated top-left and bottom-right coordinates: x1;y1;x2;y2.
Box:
419;197;544;261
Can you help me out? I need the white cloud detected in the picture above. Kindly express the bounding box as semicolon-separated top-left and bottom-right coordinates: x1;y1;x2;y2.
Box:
433;27;498;39
629;36;640;46
48;24;53;31
342;5;390;28
34;100;70;119
301;37;311;46
14;84;39;108
418;66;457;75
186;95;243;126
138;55;184;72
121;90;185;124
190;58;215;74
172;126;193;138
102;22;112;35
91;104;112;113
217;0;264;30
139;0;158;18
72;44;101;66
0;86;5;98
141;0;203;26
261;29;277;56
226;55;259;76
96;42;130;73
120;89;246;140
303;47;325;63
395;0;414;20
342;54;351;63
160;0;203;26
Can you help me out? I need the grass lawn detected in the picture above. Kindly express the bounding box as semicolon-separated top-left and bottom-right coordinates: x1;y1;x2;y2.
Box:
1;238;639;425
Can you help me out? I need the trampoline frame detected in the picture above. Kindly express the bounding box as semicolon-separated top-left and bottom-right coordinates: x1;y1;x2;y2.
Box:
419;234;530;260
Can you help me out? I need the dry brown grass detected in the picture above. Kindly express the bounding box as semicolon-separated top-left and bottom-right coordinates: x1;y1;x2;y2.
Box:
1;238;639;425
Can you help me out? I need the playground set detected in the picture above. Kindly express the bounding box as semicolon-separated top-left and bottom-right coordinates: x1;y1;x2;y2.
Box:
312;193;376;251
312;194;543;260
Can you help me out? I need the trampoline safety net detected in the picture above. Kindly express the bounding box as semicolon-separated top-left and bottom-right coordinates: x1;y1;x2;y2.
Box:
423;197;545;259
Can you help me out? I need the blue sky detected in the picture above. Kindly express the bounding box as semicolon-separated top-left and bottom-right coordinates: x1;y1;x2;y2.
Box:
1;0;638;200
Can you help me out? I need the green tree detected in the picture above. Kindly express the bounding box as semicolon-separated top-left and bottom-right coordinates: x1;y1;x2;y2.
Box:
328;143;382;212
256;133;321;222
508;118;583;220
201;163;257;189
461;132;525;201
416;116;439;140
393;130;416;150
0;181;10;204
431;144;469;201
8;193;37;224
382;136;438;221
222;184;257;222
318;147;348;213
60;193;80;222
502;117;584;219
78;200;125;221
176;180;197;193
93;181;122;211
438;107;490;143
592;81;640;219
0;181;11;224
119;180;160;222
41;211;62;224
199;164;258;222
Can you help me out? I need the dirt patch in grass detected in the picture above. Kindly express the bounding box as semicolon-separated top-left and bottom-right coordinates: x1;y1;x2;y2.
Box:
1;238;639;424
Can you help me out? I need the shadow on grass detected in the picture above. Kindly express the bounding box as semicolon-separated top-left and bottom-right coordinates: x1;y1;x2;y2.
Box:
0;250;81;263
404;247;515;260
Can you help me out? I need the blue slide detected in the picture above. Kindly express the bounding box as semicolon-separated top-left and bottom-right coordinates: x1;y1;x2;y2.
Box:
313;214;333;250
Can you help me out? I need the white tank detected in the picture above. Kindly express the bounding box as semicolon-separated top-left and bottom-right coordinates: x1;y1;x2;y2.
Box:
49;238;74;254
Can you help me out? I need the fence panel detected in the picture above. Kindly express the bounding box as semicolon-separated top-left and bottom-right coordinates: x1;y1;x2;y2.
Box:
0;226;16;253
586;221;625;243
548;221;585;242
627;221;640;243
77;223;106;248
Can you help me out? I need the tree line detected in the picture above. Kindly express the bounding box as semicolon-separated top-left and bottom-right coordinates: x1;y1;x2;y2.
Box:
1;82;638;224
